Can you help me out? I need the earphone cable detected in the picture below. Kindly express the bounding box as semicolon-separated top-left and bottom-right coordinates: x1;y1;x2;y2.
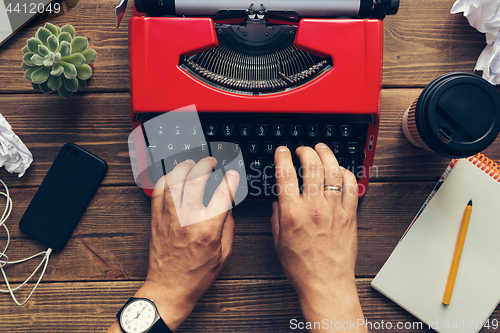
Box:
0;178;52;306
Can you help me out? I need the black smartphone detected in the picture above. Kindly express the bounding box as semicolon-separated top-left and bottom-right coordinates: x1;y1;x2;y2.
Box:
19;143;108;250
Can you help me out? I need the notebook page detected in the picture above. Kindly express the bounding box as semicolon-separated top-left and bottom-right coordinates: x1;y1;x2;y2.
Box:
371;158;500;333
0;0;53;46
0;0;12;45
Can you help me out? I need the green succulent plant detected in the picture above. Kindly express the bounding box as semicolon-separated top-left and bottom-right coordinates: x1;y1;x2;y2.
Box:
21;22;97;98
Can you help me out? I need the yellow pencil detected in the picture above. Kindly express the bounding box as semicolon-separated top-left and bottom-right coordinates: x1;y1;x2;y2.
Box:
443;199;473;306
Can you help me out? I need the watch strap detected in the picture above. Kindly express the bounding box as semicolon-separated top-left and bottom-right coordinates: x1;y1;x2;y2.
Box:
149;317;173;333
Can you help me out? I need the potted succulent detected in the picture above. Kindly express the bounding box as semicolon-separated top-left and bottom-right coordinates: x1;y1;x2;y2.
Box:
21;22;96;98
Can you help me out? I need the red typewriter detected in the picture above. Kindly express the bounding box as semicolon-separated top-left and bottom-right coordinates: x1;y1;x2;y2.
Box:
121;0;399;200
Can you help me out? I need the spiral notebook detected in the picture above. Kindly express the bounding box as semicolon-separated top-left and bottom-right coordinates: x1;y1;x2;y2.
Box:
372;154;500;333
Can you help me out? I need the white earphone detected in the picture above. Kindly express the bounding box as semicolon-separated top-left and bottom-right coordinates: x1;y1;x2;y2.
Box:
0;178;52;306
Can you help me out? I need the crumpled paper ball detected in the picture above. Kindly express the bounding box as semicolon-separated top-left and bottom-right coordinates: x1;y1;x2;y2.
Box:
451;0;500;84
0;114;33;177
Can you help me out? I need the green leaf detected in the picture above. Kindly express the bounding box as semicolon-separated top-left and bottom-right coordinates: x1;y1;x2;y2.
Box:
47;74;62;90
38;45;49;56
24;66;39;80
81;49;96;64
77;78;87;91
22;45;29;54
61;53;86;66
44;23;58;36
59;61;77;79
71;36;88;54
58;32;72;44
47;35;59;53
51;63;64;76
54;53;61;63
76;64;92;80
43;59;54;67
21;61;29;71
30;54;45;66
60;25;75;39
58;85;73;98
63;76;78;92
56;25;61;36
23;59;35;67
36;27;52;46
59;41;71;57
31;66;51;84
39;81;52;93
23;52;35;66
27;38;42;54
32;82;41;91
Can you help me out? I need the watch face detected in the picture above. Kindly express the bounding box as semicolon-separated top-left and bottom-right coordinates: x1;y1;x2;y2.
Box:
119;299;157;333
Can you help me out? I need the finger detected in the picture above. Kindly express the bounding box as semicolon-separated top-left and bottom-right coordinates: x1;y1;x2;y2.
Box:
165;159;196;210
182;157;216;209
206;170;240;220
274;146;300;206
315;143;343;205
270;201;280;249
341;168;359;213
295;146;325;200
151;175;167;219
221;210;235;261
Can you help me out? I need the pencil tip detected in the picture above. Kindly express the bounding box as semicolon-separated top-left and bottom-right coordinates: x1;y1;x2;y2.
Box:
468;199;472;206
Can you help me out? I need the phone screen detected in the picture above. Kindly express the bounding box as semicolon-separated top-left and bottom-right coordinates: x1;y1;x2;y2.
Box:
19;143;108;250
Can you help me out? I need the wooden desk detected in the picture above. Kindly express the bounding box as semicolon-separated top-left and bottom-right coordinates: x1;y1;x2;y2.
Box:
0;0;499;331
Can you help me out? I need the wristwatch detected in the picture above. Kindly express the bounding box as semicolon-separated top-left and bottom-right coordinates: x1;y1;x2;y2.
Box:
117;297;173;333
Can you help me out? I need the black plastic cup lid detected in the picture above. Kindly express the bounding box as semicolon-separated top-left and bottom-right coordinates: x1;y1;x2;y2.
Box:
415;72;500;158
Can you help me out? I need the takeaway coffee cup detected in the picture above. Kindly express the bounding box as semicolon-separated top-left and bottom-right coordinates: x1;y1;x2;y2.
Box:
402;72;500;158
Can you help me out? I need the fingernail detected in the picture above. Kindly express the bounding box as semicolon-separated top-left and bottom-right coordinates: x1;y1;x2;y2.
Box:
316;143;328;149
276;146;289;152
226;170;239;177
184;159;195;165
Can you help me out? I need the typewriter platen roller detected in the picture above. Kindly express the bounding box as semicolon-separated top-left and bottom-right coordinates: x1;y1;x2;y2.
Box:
135;0;399;20
127;0;398;198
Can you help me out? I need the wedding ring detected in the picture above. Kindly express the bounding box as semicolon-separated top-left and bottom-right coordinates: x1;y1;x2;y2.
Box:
324;185;343;192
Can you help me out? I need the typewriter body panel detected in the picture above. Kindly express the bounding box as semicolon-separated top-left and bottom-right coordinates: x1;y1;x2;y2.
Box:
128;3;388;198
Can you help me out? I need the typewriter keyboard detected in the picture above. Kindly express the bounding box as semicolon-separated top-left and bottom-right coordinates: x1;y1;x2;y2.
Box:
139;113;372;201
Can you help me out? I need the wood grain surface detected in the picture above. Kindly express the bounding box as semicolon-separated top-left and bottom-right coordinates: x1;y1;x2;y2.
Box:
1;279;499;332
1;0;499;331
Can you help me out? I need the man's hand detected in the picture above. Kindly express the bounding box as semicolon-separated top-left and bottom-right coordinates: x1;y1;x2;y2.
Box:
142;157;239;330
107;157;239;332
271;143;367;332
